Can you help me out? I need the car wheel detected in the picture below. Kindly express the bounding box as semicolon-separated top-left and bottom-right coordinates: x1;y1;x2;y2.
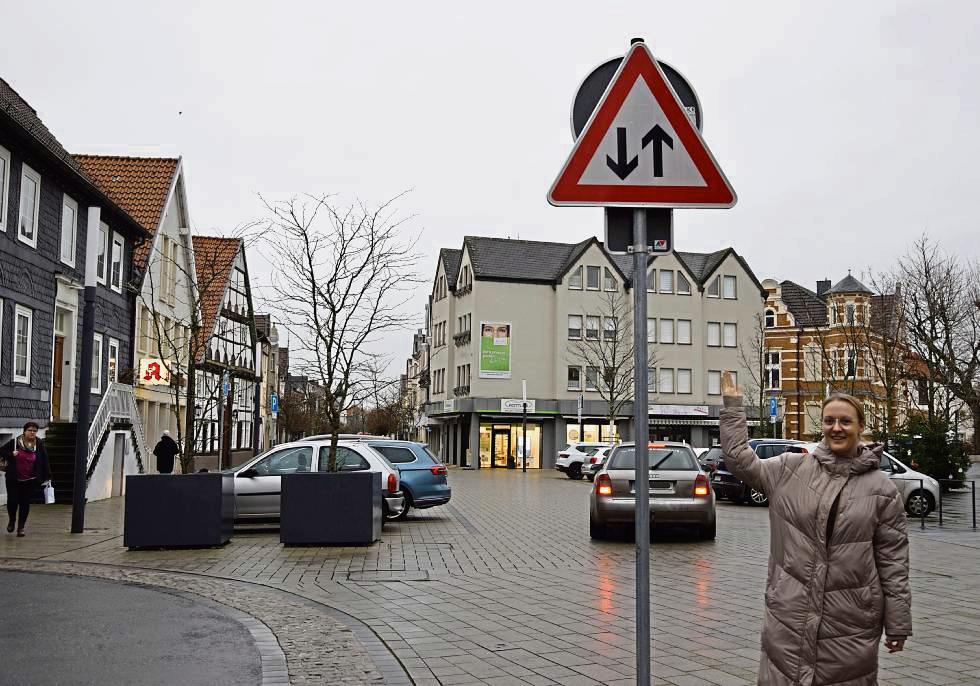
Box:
590;516;609;540
698;520;717;540
567;463;583;480
392;493;412;521
748;488;769;507
906;490;934;517
585;473;594;482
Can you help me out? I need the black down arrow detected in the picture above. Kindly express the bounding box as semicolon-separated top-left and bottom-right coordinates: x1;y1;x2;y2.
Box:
641;125;673;178
606;127;638;180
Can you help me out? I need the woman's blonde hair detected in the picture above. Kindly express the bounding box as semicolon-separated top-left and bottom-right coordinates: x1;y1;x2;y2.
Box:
821;393;866;427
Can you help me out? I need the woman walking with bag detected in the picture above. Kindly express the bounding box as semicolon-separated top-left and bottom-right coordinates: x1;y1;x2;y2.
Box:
719;372;911;685
1;421;52;537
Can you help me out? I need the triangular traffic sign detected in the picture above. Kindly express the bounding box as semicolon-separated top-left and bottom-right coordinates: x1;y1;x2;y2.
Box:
548;42;736;208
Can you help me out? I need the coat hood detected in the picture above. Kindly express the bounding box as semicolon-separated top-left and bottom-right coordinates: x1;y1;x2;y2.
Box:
812;440;882;476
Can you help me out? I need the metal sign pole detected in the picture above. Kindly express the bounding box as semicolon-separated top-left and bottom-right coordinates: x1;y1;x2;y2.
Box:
632;208;651;686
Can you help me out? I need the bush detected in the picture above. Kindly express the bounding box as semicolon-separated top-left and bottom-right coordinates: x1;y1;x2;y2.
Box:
894;415;972;489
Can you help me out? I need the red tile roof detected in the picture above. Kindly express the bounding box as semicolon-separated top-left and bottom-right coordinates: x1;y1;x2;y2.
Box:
192;236;242;361
74;155;179;269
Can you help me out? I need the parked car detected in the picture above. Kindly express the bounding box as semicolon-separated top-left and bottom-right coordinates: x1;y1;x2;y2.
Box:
556;442;609;480
697;445;724;472
230;439;405;521
363;440;452;520
590;442;715;540
711;439;807;506
801;443;939;516
585;446;614;481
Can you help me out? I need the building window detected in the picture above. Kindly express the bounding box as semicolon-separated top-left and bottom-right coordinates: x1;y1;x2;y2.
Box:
108;338;120;384
845;348;857;378
97;222;109;284
569;266;583;290
804;344;821;381
18;164;41;248
723;275;737;299
586;266;600;290
830;304;839;325
677;369;692;394
845;303;855;325
585;315;600;341
647;367;657;393
707;322;721;347
707;276;720;298
766;351;781;389
659;368;674;394
707;370;721;395
723;323;737;347
677;319;691;345
647;318;656;343
111;232;124;292
604;268;617;291
764;309;776;328
603;317;617;341
13;305;33;383
92;333;104;394
0;145;10;233
659;319;674;344
659;270;674;294
57;195;78;267
677;272;691;295
567;366;582;391
585;366;599;391
568;315;582;340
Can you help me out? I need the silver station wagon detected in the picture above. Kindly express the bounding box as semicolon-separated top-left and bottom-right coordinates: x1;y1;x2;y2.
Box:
590;441;716;540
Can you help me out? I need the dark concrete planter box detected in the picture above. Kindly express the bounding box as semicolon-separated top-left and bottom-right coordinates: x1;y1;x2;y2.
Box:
124;472;234;549
280;471;382;546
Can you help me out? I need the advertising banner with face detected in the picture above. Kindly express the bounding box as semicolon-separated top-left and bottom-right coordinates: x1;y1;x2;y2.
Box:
479;321;512;379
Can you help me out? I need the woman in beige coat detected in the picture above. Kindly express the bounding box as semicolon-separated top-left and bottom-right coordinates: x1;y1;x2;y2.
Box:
720;372;911;685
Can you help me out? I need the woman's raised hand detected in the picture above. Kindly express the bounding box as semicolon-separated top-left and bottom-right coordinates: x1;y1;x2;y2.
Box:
722;371;741;398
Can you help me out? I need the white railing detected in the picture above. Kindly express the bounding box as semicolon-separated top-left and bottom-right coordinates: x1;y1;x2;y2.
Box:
87;383;149;471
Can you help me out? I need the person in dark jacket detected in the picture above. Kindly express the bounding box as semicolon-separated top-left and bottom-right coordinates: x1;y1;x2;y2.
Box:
1;421;52;537
153;431;180;474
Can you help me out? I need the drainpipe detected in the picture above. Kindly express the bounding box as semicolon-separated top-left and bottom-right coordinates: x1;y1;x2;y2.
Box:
796;326;803;440
71;206;101;534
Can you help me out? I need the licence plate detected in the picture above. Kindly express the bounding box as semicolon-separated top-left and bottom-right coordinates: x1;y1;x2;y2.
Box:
649;480;672;490
713;474;722;482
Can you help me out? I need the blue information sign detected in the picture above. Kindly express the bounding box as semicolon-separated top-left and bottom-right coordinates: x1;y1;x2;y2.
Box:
270;393;279;413
769;397;778;418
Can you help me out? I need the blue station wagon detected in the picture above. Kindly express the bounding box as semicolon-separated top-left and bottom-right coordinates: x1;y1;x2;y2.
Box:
365;440;452;520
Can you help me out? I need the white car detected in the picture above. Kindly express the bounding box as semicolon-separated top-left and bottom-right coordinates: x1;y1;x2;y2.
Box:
584;446;615;481
802;443;939;516
556;442;609;480
231;439;405;521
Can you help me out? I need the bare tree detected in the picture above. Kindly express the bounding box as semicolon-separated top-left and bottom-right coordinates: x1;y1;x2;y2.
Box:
739;313;775;437
899;236;980;452
567;290;654;440
261;194;423;469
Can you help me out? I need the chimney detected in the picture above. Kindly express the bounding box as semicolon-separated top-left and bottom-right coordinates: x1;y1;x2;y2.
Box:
816;279;831;297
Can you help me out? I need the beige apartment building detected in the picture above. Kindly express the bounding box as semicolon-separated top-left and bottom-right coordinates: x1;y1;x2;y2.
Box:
424;236;764;469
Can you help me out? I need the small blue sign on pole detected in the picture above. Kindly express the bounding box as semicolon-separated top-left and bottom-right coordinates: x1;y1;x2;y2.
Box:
222;371;230;398
769;397;778;418
270;393;279;413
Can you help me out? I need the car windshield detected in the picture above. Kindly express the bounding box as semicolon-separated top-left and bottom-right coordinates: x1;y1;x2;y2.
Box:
584;447;601;456
608;447;697;471
701;447;723;461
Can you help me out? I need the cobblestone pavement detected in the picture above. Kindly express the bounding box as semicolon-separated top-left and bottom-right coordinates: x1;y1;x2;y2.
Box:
3;467;980;685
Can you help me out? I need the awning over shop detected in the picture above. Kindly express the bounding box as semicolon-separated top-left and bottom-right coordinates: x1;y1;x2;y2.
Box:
648;418;761;427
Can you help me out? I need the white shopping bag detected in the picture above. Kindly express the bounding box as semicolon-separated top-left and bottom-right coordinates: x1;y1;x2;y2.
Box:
43;483;55;504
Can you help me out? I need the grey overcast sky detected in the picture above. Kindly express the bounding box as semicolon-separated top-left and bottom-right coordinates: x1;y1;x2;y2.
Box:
3;0;979;368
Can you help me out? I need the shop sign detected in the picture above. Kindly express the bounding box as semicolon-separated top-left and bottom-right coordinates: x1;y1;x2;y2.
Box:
479;321;512;379
139;358;171;386
648;404;708;416
501;398;535;413
443;399;455;413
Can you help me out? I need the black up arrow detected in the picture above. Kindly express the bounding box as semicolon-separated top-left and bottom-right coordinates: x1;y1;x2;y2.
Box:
606;127;638;180
641;125;673;178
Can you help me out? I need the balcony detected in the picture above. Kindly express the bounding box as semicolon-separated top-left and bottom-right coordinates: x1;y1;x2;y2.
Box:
453;331;471;346
453;385;470;397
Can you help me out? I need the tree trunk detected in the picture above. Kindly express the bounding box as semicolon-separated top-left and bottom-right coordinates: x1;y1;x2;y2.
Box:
182;356;197;474
969;401;980;455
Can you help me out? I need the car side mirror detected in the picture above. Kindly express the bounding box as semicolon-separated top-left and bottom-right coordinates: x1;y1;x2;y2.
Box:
238;468;258;478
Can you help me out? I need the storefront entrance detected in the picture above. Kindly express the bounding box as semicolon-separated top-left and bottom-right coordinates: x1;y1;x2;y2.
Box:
492;427;512;468
479;422;542;469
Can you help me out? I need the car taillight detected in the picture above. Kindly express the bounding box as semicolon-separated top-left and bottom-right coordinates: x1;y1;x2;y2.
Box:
799;448;808;454
387;473;398;493
596;474;613;496
694;473;710;497
430;465;447;476
589;457;597;464
559;452;569;458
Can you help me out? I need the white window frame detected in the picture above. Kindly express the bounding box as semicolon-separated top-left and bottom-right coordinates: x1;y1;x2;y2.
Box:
677;369;692;394
603;267;617;291
110;231;124;293
91;333;104;394
60;194;78;267
677;319;692;345
567;366;582;391
659;368;674;394
707;276;720;298
646;318;656;343
764;309;776;328
585;366;599;391
108;337;120;384
13;304;32;384
723;275;737;299
0;145;10;233
659;319;674;344
707;322;721;347
97;222;109;284
18;163;41;248
659;270;674;294
568;265;583;290
586;266;601;291
707;370;721;395
647;367;657;393
765;350;781;390
676;271;691;295
585;315;600;341
603;317;617;341
723;322;737;348
568;315;582;340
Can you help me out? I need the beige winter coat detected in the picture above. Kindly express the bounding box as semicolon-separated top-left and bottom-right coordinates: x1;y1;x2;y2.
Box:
720;397;912;686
